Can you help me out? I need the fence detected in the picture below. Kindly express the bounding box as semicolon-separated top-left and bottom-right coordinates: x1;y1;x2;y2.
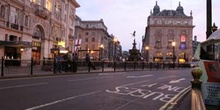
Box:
0;57;191;77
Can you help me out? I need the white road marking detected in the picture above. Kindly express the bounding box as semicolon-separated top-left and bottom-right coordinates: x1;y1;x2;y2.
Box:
114;98;140;110
127;75;153;78
67;76;113;82
169;78;186;84
159;86;191;110
158;75;176;80
25;91;101;110
119;80;150;87
99;72;125;75
0;83;48;90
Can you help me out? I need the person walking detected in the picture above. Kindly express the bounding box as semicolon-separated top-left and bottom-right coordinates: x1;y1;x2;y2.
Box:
55;53;62;73
72;53;78;72
85;53;96;70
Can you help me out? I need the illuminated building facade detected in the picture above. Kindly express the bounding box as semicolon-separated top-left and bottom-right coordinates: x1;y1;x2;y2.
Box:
0;0;79;65
142;2;194;63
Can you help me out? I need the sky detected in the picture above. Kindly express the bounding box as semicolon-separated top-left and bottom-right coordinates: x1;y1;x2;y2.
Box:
75;0;220;51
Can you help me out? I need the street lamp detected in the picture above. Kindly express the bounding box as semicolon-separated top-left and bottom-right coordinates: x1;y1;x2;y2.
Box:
172;41;176;68
145;46;149;62
99;44;104;60
114;38;118;61
113;38;118;71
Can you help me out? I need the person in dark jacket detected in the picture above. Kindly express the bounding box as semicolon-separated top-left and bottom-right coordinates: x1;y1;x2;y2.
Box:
85;53;96;70
72;53;78;72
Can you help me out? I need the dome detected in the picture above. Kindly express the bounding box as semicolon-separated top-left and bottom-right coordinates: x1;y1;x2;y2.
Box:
153;1;160;10
176;2;183;13
153;1;160;15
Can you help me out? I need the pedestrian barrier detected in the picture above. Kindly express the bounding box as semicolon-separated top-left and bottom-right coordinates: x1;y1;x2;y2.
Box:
0;57;191;78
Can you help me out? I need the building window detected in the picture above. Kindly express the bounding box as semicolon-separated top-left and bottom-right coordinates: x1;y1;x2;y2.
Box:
46;0;52;11
85;32;89;36
0;5;5;18
24;15;29;26
92;32;96;36
92;44;95;50
155;36;162;49
85;38;88;42
10;7;18;24
92;37;95;42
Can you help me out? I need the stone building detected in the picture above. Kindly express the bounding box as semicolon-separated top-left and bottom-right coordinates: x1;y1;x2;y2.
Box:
142;1;194;63
0;0;79;65
75;16;114;61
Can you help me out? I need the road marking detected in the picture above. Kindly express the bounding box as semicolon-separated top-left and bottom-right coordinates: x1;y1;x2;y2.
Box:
67;76;113;82
158;75;176;80
114;98;140;110
159;86;191;110
118;80;150;87
0;83;48;90
99;72;125;76
169;78;186;84
127;75;153;78
25;90;101;110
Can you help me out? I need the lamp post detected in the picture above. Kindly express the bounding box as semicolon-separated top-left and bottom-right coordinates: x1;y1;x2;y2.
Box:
114;38;118;61
172;41;176;68
99;44;104;60
212;23;218;60
145;46;149;63
114;38;118;71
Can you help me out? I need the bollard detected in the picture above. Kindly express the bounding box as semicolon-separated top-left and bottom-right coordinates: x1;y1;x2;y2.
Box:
102;60;104;72
191;67;203;89
124;61;126;71
133;61;136;71
142;61;144;70
114;61;116;72
53;57;56;74
31;57;33;75
1;56;4;77
150;62;152;70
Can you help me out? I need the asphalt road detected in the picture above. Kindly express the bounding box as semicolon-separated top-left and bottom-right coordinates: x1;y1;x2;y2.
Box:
0;69;192;110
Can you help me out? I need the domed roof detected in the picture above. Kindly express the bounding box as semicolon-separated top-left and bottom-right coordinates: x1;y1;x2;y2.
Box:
153;1;160;10
176;2;183;12
153;1;160;15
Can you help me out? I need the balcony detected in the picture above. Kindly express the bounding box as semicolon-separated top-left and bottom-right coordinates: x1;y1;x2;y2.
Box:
34;4;50;19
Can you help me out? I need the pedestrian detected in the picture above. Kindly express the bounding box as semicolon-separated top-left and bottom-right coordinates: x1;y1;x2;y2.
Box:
72;53;78;72
55;53;62;73
85;53;96;70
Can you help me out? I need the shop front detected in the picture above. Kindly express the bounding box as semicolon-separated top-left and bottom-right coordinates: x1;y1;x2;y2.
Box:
0;40;32;66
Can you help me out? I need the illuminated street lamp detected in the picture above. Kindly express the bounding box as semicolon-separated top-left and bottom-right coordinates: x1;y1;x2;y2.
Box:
172;41;176;68
113;38;118;71
114;38;118;61
99;44;104;60
145;46;149;62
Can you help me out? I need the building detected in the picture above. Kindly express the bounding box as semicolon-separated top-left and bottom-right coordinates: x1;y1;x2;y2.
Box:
75;16;115;61
142;1;194;63
0;0;79;65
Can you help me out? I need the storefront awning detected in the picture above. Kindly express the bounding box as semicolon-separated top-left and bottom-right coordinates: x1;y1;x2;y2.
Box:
0;41;32;48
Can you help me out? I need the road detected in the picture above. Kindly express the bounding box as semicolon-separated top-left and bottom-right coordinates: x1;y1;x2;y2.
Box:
0;69;192;110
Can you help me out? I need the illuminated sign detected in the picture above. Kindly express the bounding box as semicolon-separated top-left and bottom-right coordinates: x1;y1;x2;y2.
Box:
58;41;65;47
181;35;186;42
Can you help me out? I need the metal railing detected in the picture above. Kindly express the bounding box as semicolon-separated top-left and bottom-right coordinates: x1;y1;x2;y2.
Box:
0;57;191;78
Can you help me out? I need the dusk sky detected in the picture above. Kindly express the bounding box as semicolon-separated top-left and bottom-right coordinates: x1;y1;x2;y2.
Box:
76;0;220;51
